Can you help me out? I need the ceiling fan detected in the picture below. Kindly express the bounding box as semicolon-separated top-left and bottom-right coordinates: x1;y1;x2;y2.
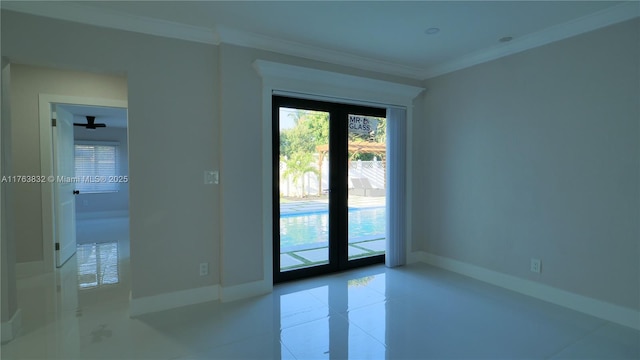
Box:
73;116;106;129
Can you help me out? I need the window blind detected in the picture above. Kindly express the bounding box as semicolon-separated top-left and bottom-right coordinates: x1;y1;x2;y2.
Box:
385;107;407;267
74;142;119;193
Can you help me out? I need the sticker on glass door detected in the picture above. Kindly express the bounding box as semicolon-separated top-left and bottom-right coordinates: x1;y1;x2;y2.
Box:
347;114;387;261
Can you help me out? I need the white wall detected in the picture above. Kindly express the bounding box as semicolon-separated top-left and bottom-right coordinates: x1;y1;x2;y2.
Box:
74;126;129;218
2;11;219;299
415;19;639;310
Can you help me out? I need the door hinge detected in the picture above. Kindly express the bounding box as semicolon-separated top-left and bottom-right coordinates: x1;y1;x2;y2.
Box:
55;243;60;251
51;118;57;127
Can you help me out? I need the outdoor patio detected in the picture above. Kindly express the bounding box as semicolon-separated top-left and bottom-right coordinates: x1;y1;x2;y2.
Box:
279;195;386;270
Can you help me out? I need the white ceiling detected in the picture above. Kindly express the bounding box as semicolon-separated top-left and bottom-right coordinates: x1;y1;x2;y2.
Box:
59;104;128;129
2;1;638;79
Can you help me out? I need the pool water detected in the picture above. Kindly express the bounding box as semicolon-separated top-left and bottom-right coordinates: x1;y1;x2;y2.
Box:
280;207;386;249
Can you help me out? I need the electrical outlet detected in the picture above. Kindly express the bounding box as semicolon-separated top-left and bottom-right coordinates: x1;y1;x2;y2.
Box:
530;258;541;273
199;262;209;276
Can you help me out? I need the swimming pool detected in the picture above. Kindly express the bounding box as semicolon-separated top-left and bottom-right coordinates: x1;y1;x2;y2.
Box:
279;207;386;250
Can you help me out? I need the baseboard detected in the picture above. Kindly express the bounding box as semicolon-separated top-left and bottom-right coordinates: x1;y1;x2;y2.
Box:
76;210;129;221
413;251;640;330
220;279;272;302
128;280;273;316
1;308;22;343
407;249;422;264
130;285;220;317
16;261;45;278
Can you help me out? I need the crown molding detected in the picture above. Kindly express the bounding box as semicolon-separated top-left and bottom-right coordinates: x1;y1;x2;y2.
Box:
254;60;424;106
217;25;424;80
0;1;420;79
0;1;219;45
423;1;640;79
2;1;637;81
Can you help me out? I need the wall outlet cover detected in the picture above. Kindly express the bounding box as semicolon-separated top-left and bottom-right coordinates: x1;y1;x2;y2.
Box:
199;262;209;276
530;258;541;273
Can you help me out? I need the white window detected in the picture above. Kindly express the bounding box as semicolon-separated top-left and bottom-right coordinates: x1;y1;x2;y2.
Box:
74;141;119;193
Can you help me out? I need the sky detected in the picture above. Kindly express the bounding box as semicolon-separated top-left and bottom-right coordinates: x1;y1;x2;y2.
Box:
279;107;298;130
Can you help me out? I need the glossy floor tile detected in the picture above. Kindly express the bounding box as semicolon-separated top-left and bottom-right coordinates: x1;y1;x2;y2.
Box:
2;219;639;359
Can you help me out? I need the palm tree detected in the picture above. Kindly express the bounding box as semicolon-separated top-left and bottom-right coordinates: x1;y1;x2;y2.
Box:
282;152;319;197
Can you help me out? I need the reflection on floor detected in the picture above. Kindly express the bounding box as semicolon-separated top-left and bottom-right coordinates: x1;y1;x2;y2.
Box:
3;243;639;360
77;242;119;289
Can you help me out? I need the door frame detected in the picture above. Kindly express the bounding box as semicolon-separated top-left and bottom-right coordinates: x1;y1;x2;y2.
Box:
255;60;424;291
38;94;128;272
272;95;387;282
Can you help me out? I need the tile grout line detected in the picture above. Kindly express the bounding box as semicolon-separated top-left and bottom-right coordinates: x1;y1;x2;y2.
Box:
544;320;610;359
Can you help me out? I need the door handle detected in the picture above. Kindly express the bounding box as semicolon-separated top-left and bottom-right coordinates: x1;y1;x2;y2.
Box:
73;190;80;195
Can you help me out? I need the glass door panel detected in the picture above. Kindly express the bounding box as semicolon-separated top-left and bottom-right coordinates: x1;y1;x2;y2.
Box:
347;114;387;261
278;107;330;272
274;96;386;283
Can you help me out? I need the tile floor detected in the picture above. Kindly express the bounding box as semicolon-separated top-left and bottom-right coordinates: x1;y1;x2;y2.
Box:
2;218;639;359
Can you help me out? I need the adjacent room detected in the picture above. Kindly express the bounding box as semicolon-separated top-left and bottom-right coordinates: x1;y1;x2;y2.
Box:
72;104;130;288
1;1;638;359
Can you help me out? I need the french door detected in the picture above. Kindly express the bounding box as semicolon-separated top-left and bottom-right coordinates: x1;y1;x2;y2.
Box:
273;96;387;283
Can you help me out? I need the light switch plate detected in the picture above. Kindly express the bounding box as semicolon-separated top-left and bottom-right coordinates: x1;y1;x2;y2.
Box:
204;171;214;184
204;170;219;185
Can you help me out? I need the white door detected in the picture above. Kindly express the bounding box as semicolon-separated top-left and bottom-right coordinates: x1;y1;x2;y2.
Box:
53;105;77;267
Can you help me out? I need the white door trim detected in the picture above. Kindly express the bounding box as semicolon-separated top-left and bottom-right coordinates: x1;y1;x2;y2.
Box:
253;60;424;291
38;94;128;273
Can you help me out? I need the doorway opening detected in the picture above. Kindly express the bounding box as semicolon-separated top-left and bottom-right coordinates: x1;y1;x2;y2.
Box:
51;103;129;271
34;98;131;330
273;96;387;283
64;104;129;289
39;95;129;288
